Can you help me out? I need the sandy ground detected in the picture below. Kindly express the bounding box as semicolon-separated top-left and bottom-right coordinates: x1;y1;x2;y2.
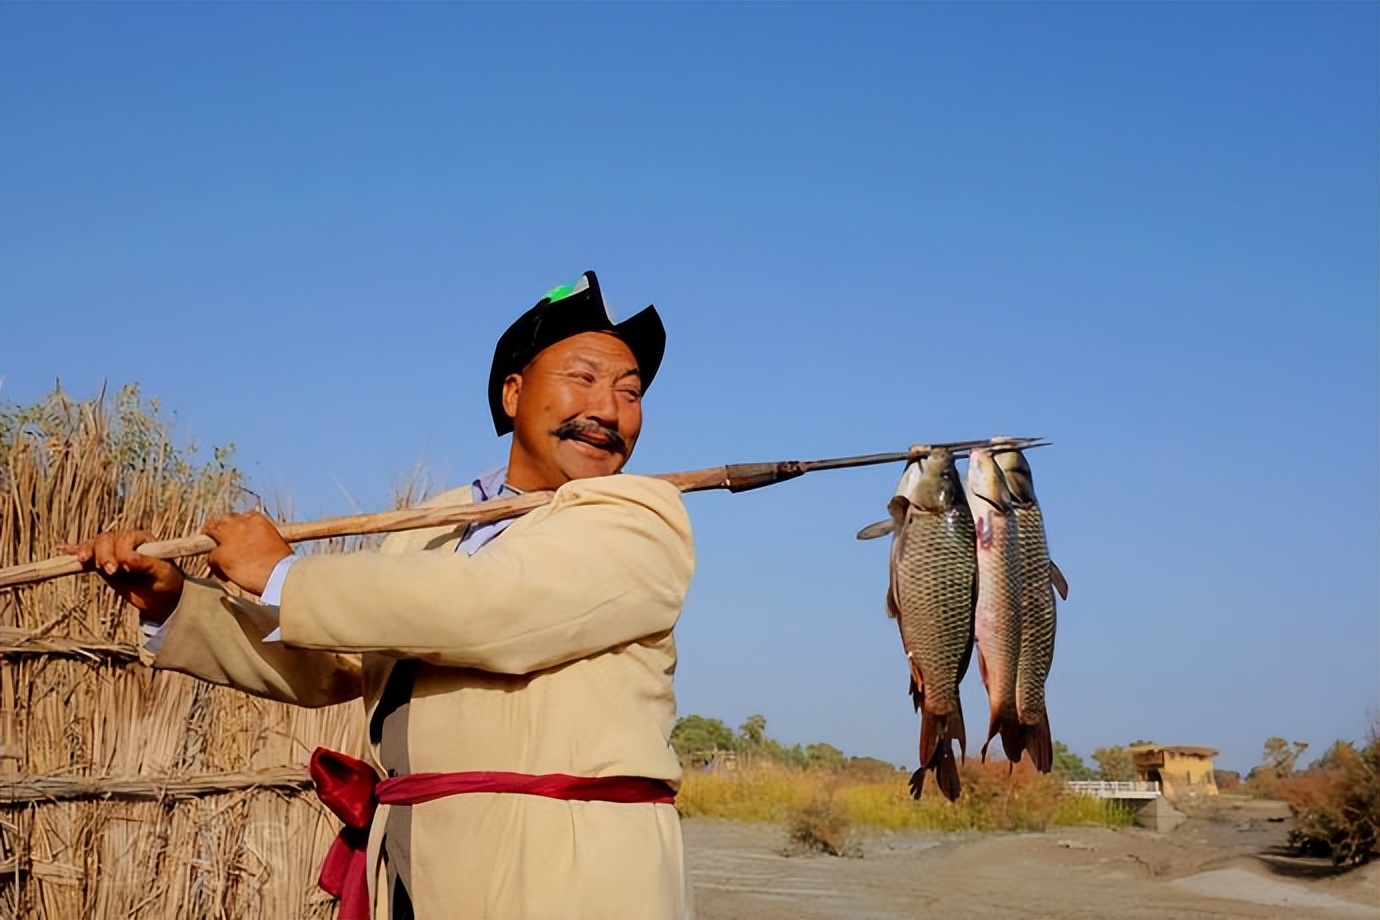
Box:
684;798;1379;919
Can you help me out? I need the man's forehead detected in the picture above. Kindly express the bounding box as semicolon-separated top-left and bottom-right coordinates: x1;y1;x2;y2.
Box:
536;332;640;373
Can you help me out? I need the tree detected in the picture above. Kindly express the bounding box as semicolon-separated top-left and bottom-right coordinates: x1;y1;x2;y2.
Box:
1092;746;1135;782
670;715;735;760
805;742;846;771
1315;740;1356;771
739;714;767;747
775;741;807;768
1261;737;1310;778
1052;741;1096;781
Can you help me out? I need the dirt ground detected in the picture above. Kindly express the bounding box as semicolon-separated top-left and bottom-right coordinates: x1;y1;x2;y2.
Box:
683;797;1379;919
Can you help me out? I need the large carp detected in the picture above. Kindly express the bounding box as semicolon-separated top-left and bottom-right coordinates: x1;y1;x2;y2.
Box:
994;443;1068;773
966;447;1025;765
882;448;976;801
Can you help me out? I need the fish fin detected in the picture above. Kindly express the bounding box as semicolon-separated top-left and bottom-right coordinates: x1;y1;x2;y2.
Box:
907;657;925;712
885;585;901;621
1021;709;1053;773
887;495;909;530
856;519;893;540
908;767;925;800
1049;561;1069;600
980;711;997;762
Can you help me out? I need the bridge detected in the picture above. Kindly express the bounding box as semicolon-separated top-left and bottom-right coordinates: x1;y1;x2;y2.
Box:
1066;780;1161;800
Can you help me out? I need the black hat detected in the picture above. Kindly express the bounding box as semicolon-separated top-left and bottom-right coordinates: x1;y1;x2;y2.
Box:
488;271;666;436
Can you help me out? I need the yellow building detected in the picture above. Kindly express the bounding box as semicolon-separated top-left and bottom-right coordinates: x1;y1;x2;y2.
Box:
1130;744;1219;799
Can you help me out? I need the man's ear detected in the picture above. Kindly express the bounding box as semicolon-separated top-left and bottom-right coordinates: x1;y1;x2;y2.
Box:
501;373;522;421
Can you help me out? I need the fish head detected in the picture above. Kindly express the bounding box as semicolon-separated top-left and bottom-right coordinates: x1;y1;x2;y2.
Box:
965;447;1012;514
909;447;963;513
992;440;1037;504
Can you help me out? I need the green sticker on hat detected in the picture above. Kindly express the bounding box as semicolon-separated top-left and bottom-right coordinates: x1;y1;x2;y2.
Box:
543;273;590;304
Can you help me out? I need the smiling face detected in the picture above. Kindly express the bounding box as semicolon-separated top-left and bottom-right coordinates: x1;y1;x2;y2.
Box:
501;331;644;490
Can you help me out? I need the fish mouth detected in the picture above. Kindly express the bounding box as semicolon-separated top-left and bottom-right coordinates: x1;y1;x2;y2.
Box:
553;418;627;455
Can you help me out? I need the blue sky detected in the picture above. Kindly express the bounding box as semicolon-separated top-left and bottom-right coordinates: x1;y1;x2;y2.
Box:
2;3;1376;774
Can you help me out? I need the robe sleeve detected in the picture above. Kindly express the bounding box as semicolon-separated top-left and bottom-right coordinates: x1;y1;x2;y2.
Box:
152;577;363;708
277;475;695;675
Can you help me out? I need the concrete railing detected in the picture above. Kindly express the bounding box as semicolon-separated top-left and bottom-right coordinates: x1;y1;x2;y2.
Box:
1066;780;1161;799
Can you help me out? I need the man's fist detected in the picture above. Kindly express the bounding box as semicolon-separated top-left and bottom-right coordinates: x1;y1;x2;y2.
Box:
61;530;185;624
202;511;292;597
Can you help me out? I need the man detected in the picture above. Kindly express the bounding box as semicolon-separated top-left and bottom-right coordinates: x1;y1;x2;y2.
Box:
64;271;696;919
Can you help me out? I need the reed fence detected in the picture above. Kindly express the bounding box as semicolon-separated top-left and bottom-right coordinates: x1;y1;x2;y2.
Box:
1;386;364;919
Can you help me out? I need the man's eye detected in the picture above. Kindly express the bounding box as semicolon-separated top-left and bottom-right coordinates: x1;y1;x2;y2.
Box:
618;387;642;401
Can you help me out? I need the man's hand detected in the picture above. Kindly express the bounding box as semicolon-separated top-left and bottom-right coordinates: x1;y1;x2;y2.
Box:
202;511;292;598
61;530;185;624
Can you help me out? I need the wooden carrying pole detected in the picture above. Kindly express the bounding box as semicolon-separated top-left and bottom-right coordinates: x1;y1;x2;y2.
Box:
0;437;1045;590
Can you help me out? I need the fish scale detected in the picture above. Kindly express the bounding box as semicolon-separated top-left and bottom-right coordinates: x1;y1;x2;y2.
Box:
1013;502;1055;724
892;504;977;720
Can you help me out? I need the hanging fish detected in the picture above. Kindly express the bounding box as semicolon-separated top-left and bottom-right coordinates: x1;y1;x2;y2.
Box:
994;441;1067;773
861;447;976;801
966;447;1025;765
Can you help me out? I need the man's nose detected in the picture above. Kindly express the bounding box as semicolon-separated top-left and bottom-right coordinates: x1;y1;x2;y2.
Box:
582;381;620;425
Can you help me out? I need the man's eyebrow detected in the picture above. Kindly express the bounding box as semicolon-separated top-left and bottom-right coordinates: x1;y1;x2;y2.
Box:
567;355;641;381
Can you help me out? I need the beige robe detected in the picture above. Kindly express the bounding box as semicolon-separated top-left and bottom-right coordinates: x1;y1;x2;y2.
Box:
153;474;695;919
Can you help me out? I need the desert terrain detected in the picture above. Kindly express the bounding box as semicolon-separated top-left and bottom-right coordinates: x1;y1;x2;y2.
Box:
683;797;1378;919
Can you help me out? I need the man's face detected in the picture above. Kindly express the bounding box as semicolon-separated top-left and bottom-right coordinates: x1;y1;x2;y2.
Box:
502;332;644;490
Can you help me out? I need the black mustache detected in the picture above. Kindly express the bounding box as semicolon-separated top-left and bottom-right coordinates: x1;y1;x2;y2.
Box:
553;419;627;454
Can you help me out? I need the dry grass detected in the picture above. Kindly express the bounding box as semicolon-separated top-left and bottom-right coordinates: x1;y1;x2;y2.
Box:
679;758;1133;834
786;796;856;856
0;386;363;919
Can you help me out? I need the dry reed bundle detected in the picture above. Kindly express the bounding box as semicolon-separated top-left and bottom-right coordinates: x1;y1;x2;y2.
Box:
1;386;362;919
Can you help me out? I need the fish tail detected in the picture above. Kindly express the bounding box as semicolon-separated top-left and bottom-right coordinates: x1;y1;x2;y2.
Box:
916;709;964;802
918;709;940;778
981;706;1024;765
1020;708;1053;773
999;715;1025;767
934;735;961;802
908;767;926;800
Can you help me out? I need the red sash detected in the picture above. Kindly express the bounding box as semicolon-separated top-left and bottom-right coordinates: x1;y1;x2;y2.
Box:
309;747;676;920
